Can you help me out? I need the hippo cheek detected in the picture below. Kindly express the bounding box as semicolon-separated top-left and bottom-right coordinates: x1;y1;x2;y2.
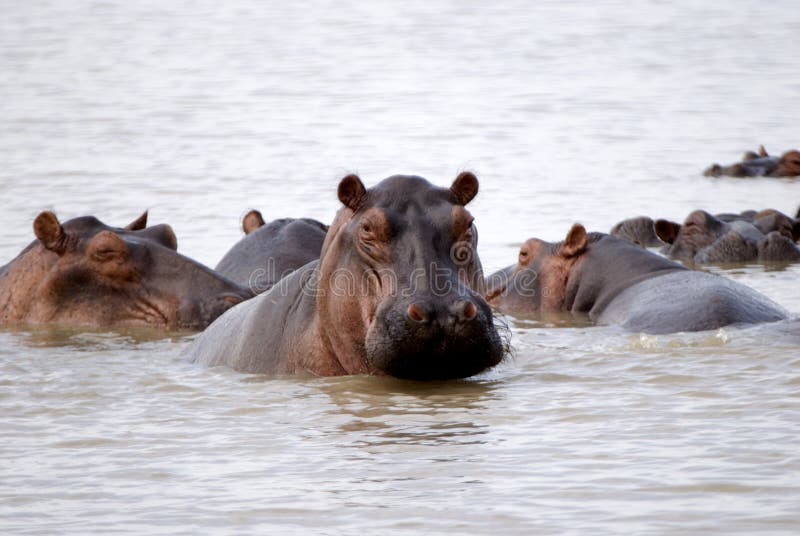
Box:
364;298;504;380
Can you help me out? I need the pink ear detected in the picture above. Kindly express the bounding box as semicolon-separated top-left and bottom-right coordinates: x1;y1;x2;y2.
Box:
33;211;69;255
450;171;479;205
338;174;366;211
242;209;265;234
560;223;588;258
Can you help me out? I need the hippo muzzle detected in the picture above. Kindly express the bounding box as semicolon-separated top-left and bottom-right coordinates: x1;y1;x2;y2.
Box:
365;291;504;380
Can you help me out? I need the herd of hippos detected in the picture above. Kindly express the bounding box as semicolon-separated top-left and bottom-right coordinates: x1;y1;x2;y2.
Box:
1;147;799;380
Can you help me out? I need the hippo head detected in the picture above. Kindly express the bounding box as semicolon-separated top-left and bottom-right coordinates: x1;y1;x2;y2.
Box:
609;216;660;248
774;150;800;177
752;209;800;242
486;224;593;314
314;172;505;380
655;210;729;261
757;231;800;262
5;211;252;330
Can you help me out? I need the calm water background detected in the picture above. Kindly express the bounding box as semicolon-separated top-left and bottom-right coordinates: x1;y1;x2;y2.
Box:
2;1;800;534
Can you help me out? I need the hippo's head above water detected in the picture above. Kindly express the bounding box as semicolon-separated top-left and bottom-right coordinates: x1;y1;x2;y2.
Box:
609;216;661;248
655;209;800;264
704;147;800;178
314;172;506;380
485;224;599;314
0;211;253;330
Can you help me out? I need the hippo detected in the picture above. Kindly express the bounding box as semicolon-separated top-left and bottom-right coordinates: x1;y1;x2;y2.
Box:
485;224;787;334
0;211;253;330
704;146;800;178
654;210;800;264
186;172;506;379
215;209;328;293
609;216;662;247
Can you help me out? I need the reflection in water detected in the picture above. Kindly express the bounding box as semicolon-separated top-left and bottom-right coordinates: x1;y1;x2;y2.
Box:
317;376;502;448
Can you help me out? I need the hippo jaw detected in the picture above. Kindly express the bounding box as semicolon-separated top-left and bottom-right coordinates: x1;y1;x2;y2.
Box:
364;292;504;380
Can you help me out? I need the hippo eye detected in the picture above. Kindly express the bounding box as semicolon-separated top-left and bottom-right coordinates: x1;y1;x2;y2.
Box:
360;222;376;239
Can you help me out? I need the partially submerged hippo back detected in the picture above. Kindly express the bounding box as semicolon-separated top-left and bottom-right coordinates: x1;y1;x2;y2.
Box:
486;224;786;334
215;210;328;293
704;146;800;178
0;211;252;330
188;172;506;379
655;209;800;264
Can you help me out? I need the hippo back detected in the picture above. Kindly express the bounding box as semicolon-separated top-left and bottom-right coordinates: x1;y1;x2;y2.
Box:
597;271;787;334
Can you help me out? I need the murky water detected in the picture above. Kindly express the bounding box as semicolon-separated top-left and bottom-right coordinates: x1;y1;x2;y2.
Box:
2;1;799;533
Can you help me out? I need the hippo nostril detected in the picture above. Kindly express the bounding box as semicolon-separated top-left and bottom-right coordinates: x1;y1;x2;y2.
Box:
407;303;428;323
451;300;478;323
462;301;478;321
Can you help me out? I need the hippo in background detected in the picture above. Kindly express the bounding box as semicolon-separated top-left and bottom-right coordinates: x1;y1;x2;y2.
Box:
704;146;800;178
655;209;800;264
215;210;328;293
610;210;769;249
485;224;787;334
0;211;252;331
187;172;506;379
609;216;662;247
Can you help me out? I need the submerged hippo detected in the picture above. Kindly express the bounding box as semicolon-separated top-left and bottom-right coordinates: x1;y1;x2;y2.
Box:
655;210;800;264
187;172;506;379
609;216;662;247
485;224;787;334
215;209;328;293
704;146;800;178
0;211;252;330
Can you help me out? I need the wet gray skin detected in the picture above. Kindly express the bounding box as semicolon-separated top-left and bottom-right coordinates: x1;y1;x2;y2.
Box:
485;227;787;334
187;173;506;380
215;210;328;293
0;211;253;330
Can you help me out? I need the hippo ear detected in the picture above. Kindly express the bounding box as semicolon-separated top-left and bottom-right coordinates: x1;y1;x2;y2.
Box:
33;211;69;255
125;211;148;231
87;231;129;264
560;223;588;258
759;145;769;157
242;209;265;235
450;171;479;206
338;174;366;211
654;219;681;244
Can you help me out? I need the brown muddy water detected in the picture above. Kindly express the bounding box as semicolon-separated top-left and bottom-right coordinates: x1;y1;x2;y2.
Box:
1;1;799;534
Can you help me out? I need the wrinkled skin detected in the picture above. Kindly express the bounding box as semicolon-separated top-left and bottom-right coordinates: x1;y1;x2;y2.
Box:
609;216;662;247
187;173;506;379
0;211;252;330
485;224;787;334
704;146;800;178
215;209;328;293
655;210;800;264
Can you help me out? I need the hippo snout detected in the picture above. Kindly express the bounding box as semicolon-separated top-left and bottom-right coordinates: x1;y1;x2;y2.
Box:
366;294;504;380
406;299;478;326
